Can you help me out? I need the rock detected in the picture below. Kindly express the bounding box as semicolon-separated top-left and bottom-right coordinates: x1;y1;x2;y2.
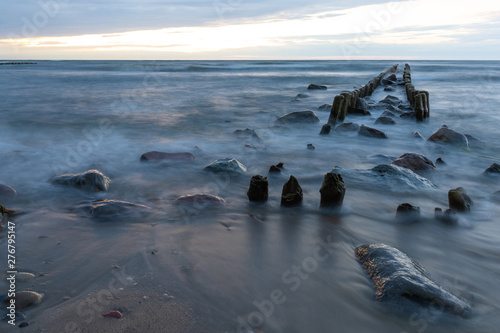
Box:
448;187;473;212
485;163;500;174
174;194;226;206
411;131;425;140
19;322;30;328
367;154;397;164
0;184;16;200
16;272;35;282
375;116;396;125
71;199;152;218
247;175;268;202
381;111;397;118
358;125;388;139
140;151;195;162
387;74;397;81
233;129;261;141
436;158;446;165
307;144;315;150
435;208;458;225
386;105;401;113
396;203;420;222
275;111;320;125
319;172;345;208
384;86;396;92
269;165;281;173
318;104;332;111
276;162;284;169
379;95;401;106
381;79;395;85
464;134;485;149
348;106;371;116
392;153;436;173
205;158;247;175
2;291;43;309
102;310;122;319
400;112;416;119
307;84;327;90
281;175;303;207
355;244;470;316
370;164;435;190
335;122;360;134
427;126;468;148
296;93;310;98
319;124;331;135
51;170;111;192
1;311;25;322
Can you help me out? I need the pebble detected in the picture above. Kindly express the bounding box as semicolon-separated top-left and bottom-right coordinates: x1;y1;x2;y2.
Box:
102;311;122;319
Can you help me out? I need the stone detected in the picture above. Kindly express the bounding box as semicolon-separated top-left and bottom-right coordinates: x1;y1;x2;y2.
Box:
384;86;396;92
319;124;331;135
387;74;397;81
375;116;396;125
174;194;226;206
335;122;360;134
381;79;395;85
2;291;43;309
370;164;435;190
307;84;327;90
348;106;371;116
233;129;261;141
356;98;369;111
247;175;268;202
307;144;315;150
448;187;473;212
381;111;397;118
379;95;401;106
464;134;485;149
485;163;500;174
276;162;284;169
275;111;320;125
71;199;152;218
51;170;111;192
318;104;332;111
436;158;446;165
319;172;345;208
0;184;16;200
269;165;281;173
411;131;425;140
435;208;458;225
140;151;195;162
355;244;470;316
205;158;247;175
358;125;388;139
296;93;310;98
386;105;401;113
16;272;35;282
396;203;420;222
281;175;303;207
102;311;122;319
19;322;30;328
392;153;436;172
427;125;468;148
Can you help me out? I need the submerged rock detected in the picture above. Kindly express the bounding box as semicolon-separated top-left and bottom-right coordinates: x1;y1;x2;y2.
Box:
348;106;371;116
275;111;320;125
174;194;226;206
436;158;446;165
379;95;401;106
205;158;247;175
319;172;345;208
335;122;360;134
247;175;268;202
358;125;388;139
233;129;261;141
392;153;436;173
381;111;397;118
2;291;43;309
411;131;425;140
370;164;435;190
140;151;195;162
0;184;16;200
384;86;396;92
375;116;396;125
51;170;110;192
281;175;303;207
464;134;485;149
319;124;331;135
318;104;332;111
269;165;281;173
71;199;151;218
427;125;468;148
435;207;458;225
356;98;369;111
307;84;327;90
448;187;473;212
484;163;500;174
396;203;420;222
387;74;397;81
307;144;315;150
296;93;310;99
355;244;470;316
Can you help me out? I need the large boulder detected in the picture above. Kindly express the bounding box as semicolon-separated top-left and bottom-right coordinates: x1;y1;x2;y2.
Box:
319;172;345;208
307;84;327;90
0;184;17;200
205;158;247;175
281;175;303;207
247;175;268;202
174;194;226;206
370;164;435;190
140;151;195;162
358;125;388;139
392;153;436;173
427;125;468;148
51;170;110;192
275;111;320;125
448;187;473;212
71;199;151;218
355;244;471;316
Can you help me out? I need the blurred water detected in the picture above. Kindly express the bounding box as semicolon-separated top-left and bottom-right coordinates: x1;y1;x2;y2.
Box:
0;60;499;333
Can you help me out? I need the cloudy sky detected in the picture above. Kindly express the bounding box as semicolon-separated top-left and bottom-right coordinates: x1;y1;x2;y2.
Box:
1;0;499;60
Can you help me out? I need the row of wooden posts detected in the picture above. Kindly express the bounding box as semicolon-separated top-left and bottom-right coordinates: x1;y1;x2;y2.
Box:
327;64;399;126
404;64;430;121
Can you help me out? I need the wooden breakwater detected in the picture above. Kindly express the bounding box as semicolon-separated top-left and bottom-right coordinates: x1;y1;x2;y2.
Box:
328;64;399;126
404;64;430;121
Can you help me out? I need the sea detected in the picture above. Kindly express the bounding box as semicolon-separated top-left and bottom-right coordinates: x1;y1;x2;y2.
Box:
0;60;499;332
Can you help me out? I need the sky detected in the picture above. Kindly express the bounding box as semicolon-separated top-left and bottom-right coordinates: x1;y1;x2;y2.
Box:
0;0;499;60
